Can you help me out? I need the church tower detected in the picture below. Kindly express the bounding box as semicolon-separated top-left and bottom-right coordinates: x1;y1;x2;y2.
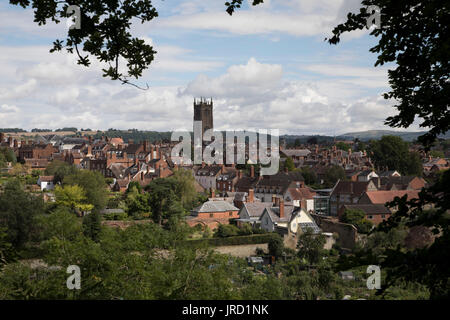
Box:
193;97;213;141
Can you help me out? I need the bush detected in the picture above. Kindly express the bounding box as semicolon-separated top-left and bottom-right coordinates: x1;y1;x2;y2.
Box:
255;247;265;256
181;233;278;248
268;235;284;258
238;223;253;236
214;224;239;238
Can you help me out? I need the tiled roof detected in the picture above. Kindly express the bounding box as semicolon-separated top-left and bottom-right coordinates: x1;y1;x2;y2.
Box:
287;187;316;200
38;175;54;182
362;190;419;204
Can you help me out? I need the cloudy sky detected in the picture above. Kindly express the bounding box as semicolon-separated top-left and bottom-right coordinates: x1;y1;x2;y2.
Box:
0;0;423;135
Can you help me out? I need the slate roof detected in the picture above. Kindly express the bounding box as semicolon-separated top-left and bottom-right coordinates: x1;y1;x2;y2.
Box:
195;165;222;177
234;176;259;191
192;200;239;214
264;205;297;223
380;176;424;189
378;170;400;177
281;149;311;157
225;191;248;202
124;143;142;155
242;202;273;218
331;180;372;197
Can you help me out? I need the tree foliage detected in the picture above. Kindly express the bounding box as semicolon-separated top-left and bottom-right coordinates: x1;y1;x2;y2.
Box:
368;135;423;176
9;0;158;88
341;208;373;234
297;228;326;265
324;165;346;187
45;160;77;184
64;170;109;210
54;184;94;215
326;0;450;148
0;180;44;249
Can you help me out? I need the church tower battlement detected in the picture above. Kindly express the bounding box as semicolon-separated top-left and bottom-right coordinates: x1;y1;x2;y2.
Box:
193;98;213;139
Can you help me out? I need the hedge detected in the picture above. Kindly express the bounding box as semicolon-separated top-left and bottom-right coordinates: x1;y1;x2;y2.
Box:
179;233;279;248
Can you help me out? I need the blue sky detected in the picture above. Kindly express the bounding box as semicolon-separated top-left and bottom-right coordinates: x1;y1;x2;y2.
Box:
0;0;423;135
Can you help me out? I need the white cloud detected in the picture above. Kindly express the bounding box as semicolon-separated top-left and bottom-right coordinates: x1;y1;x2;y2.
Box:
0;52;415;134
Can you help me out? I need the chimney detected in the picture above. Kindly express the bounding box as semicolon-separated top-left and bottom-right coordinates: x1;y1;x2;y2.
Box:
272;194;276;204
238;170;243;179
275;196;280;207
140;171;144;181
248;188;254;203
201;161;206;168
250;165;255;178
211;188;215;198
279;199;285;218
220;164;225;174
158;166;162;178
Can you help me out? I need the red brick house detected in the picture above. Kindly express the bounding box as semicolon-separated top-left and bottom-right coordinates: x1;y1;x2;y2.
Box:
329;179;378;216
358;190;420;212
186;200;239;230
338;204;392;225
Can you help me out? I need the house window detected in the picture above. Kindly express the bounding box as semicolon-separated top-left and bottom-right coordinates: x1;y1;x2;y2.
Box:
381;214;385;219
210;213;214;218
229;212;233;217
368;215;373;219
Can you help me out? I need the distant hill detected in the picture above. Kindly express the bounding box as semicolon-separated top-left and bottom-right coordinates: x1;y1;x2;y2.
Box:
338;130;450;142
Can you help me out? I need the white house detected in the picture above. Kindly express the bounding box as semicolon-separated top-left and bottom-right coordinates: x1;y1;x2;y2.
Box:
37;176;55;191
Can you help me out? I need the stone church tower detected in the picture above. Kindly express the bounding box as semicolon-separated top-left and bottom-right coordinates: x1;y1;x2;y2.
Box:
193;98;213;141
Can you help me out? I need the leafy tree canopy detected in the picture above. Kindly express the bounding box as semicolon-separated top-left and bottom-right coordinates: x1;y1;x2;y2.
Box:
368;135;423;176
